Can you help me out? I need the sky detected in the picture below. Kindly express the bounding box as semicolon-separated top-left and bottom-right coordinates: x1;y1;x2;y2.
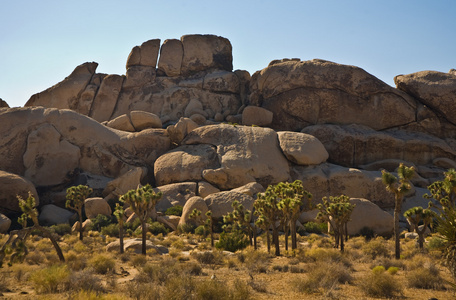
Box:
1;0;455;108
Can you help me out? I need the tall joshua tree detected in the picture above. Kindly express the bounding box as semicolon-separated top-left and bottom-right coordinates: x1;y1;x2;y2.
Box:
382;163;415;259
316;195;355;252
255;188;282;256
66;185;93;241
224;200;256;249
120;184;163;255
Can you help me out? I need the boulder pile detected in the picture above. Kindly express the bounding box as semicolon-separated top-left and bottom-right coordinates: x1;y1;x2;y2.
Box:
1;34;455;235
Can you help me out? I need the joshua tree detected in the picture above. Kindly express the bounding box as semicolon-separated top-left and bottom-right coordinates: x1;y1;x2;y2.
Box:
114;203;125;254
425;169;456;279
316;195;355;252
1;192;65;267
204;211;215;247
255;188;282;256
66;185;93;241
224;200;256;249
403;206;434;250
382;163;415;259
119;184;163;255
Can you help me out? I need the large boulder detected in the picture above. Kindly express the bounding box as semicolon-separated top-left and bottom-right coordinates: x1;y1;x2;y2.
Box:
278;131;328;165
180;35;233;75
103;167;146;200
0;170;39;213
158;39;183;77
302;124;456;169
90;74;124;122
84;197;112;219
0;213;11;233
395;71;456;125
38;204;75;226
25;62;98;112
291;164;396;209
0;99;9;108
179;196;209;226
197;181;220;198
106;238;168;254
230;182;265;198
183;124;291;189
154;144;220;186
249;59;417;131
154;182;197;212
204;191;254;219
0;107;170;187
167;117;199;145
346;198;394;236
242;106;273;126
126;39;160;69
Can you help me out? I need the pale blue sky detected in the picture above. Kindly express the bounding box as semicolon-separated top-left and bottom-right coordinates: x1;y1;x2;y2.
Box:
1;0;455;108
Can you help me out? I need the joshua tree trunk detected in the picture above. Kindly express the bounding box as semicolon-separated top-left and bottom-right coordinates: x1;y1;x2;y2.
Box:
291;217;298;250
284;225;289;251
253;224;257;250
273;226;280;256
119;223;124;254
266;230;271;253
394;197;402;259
417;227;425;250
78;208;84;241
141;220;147;255
37;226;65;262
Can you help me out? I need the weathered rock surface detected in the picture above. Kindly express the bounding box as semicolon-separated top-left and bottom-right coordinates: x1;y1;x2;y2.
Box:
0;213;11;233
346;198;393;236
0;107;170;187
126;39;160;69
0;98;9;108
158;39;183;77
103;167;146;200
179;196;208;226
84;197;112;219
130;111;162;130
183;124;291;189
395;71;456;125
38;204;74;225
204;191;254;219
154;144;220;186
278;131;328;165
242;106;273;126
167;117;199;145
303;124;456;168
250;59;416;131
26;62;98;112
90;74;124;122
154;182;197;212
106;238;168;254
197;181;220;198
230;182;265;198
0;170;39;213
291;164;395;208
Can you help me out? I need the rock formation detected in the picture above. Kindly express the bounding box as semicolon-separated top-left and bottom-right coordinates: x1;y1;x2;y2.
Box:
1;34;455;235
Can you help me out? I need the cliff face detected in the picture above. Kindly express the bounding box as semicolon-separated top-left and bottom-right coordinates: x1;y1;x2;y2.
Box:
1;34;455;234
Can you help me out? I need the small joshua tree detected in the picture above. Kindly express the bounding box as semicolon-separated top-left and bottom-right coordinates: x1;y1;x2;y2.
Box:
66;185;93;241
316;195;355;252
114;203;125;254
403;206;434;250
0;192;65;266
254;188;282;256
382;163;415;259
224;201;256;249
119;184;163;255
205;211;215;247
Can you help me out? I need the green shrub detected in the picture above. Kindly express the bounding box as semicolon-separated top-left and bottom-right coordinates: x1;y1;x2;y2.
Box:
193;251;223;266
387;266;399;275
362;237;390;259
359;270;403;298
49;223;72;236
29;264;70;293
165;205;183;216
372;265;386;274
177;223;196;234
359;226;375;240
195;225;208;236
101;223;120;237
88;254;115;274
406;264;445;289
148;221;169;236
427;235;446;251
215;230;249;252
90;214;113;231
302;221;327;234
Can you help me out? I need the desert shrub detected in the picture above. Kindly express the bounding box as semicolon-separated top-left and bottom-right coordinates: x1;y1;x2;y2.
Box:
89;214;113;231
131;254;148;267
359;226;375;240
193;251;223;266
29;264;70;293
148;221;169;236
305;247;350;267
171;239;185;249
369;257;404;271
387;266;399;275
303;221;327;234
138;258;180;284
101;223;120;237
242;247;270;273
195;225;208;236
126;281;161;300
177;223;195;234
215;230;249;252
161;274;194;299
272;264;289;272
359;268;403;298
165;205;183;216
372;265;386;274
68;269;105;293
427;235;446;251
125;218;142;231
25;250;46;265
292;261;352;293
66;250;87;271
182;261;202;275
89;254;115;274
406;267;445;289
362;237;391;259
49;223;72;236
192;278;251;300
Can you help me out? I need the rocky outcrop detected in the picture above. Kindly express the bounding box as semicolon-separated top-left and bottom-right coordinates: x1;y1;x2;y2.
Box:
291;164;395;209
0;99;9;108
179;196;209;226
0;170;39;213
241;106;273;126
395;71;456;125
346;198;394;236
0;213;11;233
303;124;456;169
154;182;197;212
0;107;170;187
278;131;328;165
38;204;74;225
204;191;254;219
183;124;291;189
249;59;417;131
84;197;112;219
